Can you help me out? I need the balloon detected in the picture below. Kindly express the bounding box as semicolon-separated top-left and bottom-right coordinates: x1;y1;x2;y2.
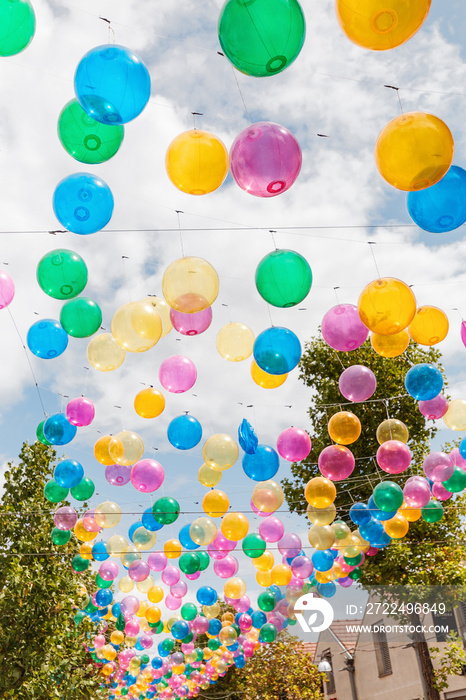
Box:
255;249;312;308
37;249;88;300
376;440;411;474
253;326;301;375
421;500;444;523
338;365;376;402
170;306;212;336
399;502;422;522
196;586;217;606
148;553;167;572
423;452;453;482
58;98;124;164
259;517;285;543
276;427;311;462
203;434;239;472
95;501;122;529
131;459;164;492
216;323;255;362
159;355;197;393
384;514;409;539
152;497;180;525
74;44;151;124
375;112;454;191
27;319;68;359
407;165;466;233
54;459;84;488
134;387;165;419
218;0;305;77
242;445;279;481
162;257;219;314
190;518;217;546
230;122;302;197
291;555;313;579
203;490;229;519
66;397;95;427
112;300;162;353
409;306;449;346
109;431;144;466
308;525;335;550
336;0;430;50
418;394;448;420
405;363;443;401
307;503;336;526
251;360;288;388
327;412;361;445
221;513;249;541
198;463;222;487
53;173;114;234
371;330;409;358
277;532;301;558
224;577;247;600
60;297;102;338
432;482;452;501
129;560;150;582
70;477;95;501
443;400;466;431
0;0;35;56
166;129;229;195
376;418;409;445
358;277;417;335
373;481;403;512
238;419;258;456
215;555;239;577
321;304;369;352
167;415;203;450
43;413;77;445
318;445;355;480
403;475;431;508
442;466;466;493
252;480;284;513
87;333;126;371
312;550;334;572
54;506;78;531
304;477;336;508
0;270;14;308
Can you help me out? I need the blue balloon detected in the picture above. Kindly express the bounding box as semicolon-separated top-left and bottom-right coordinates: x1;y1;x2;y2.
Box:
251;610;267;628
359;517;385;543
74;44;151;125
407;166;466;233
460;438;466;460
111;602;121;618
349;502;372;526
27;319;68;359
242;444;279;480
44;414;77;445
316;581;336;598
268;584;282;600
92;541;109;561
142;507;163;532
95;588;113;607
405;363;443;401
167;415;202;450
253;326;301;375
157;642;170;657
152;657;163;669
171;620;190;640
238;418;258;454
371;530;392;549
368;496;396;522
312;549;334;572
135;639;144;651
196;585;217;606
179;523;200;550
128;521;143;543
54;458;84;488
234;654;246;669
53;173;114;235
208;618;222;636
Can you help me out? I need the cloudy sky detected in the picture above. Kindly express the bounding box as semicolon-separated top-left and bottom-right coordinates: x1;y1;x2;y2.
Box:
1;0;466;632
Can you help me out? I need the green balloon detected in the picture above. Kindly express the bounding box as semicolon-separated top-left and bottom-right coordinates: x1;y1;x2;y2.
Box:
72;555;90;572
36;419;52;446
84;598;98;614
218;0;305;78
197;550;210;571
51;526;71;545
95;573;112;589
257;590;276;612
70;476;95;501
179;552;200;575
116;613;126;631
421;499;444;523
140;654;150;665
182;631;194;644
349;567;362;581
161;638;175;653
60;297;102;338
152;497;180;525
231;622;240;636
343;553;362;567
0;0;35;56
149;619;163;633
208;638;221;651
74;611;86;625
58;98;124;165
37;249;88;300
181;602;198;621
259;622;278;643
44;479;69;503
373;480;403;512
242;532;266;558
255;249;312;308
442;466;466;493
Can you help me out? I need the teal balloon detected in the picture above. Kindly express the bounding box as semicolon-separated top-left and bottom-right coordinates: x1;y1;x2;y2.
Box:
259;622;278;643
373;481;404;512
70;477;95;501
0;0;35;57
197;550;210;571
179;552;200;575
51;527;71;546
181;603;198;621
44;479;69;503
152;497;180;525
60;297;102;338
421;499;444;523
442;466;466;493
255;249;312;308
58;98;124;165
242;532;266;559
257;590;276;612
72;555;90;572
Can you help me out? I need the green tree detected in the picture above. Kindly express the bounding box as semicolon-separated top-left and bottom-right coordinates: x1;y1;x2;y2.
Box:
0;441;106;699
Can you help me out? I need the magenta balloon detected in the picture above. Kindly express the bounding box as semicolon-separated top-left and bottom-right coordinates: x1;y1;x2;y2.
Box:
235;595;251;613
462;321;466;348
321;304;369;352
418;394;448;420
403;475;431;508
186;571;201;581
165;594;182;610
276;427;311;462
422;451;454;483
318;445;355;480
162;565;181;586
338;576;353;588
449;447;466;468
105;463;132;486
140;635;154;649
207;542;227;560
125;618;140;636
214;555;238;579
242;640;255;657
54;505;78;530
171;580;188;598
291;555;313;579
120;595;139;615
159;355;197;393
130;459;164;493
99;560;119;581
238;613;253;632
376;440;411;474
277;532;302;558
93;634;105;648
170;306;213;336
148;552;167;571
250;498;273;517
213;533;236;552
339;365;377;402
366;547;379;556
82;509;101;532
193;616;210;634
229;121;302;198
66;396;95;426
259;516;285;543
128;559;150;582
0;270;15;309
432;482;452;501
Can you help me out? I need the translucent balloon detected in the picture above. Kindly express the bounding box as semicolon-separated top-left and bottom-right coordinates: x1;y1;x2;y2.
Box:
307;503;336;526
230;122;302;197
74;44;151;124
251;360;288;388
37;249;88;301
432;482;452;501
308;525;335;550
358;277;417;335
278;532;301;558
131;459;164;493
423;451;453;482
54;459;84;488
70;477;95;501
162;257;219;314
318;445;355;480
384;513;409;539
152;497;180;525
255;249;312;308
224;578;247;600
203;490;230;519
373;481;403;512
216;322;255;362
376;440;411;474
189;517;218;546
0;270;14;308
203;434;239;472
221;513;249;541
66;397;95;427
304;477;336;508
27;319;68;359
95;501;122;529
198;463;222;487
253;326;301;375
251;480;284;513
442;466;466;494
58;98;124;164
170;306;212;336
403;475;431;508
159;355;197;393
54;506;78;531
371;330;409;358
53;173;114;234
327;412;361;445
167;415;202;450
242;445;279;481
375;112;454;191
215;554;239;577
109;431;144;466
408;164;466;233
409;306;449;346
405;363;443;401
339;365;376;402
376;418;409;445
166;129;229;195
111;300;162;353
443;400;466;431
106;534;128;557
0;0;35;56
164;538;182;559
259;517;285;543
321;304;369;352
60;297;102;338
418;394;448;420
87;333;125;371
94;435;115;465
421;499;444;523
134;387;165;419
43;413;77;445
277;427;311;462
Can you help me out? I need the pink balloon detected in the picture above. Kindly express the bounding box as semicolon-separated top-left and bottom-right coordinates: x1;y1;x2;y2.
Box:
214;555;238;579
0;270;14;309
376;440;411;474
207;542;227;560
230;121;302;198
82;509;101;532
238;613;252;632
170;307;212;336
140;635;153;649
93;634;105;648
105;463;132;486
250;498;273;517
338;576;353;588
148;552;167;572
366;547;379;556
213;533;236;553
259;516;285;543
318;445;355;480
277;532;302;558
276;427;311;462
120;596;139;615
193;616;209;634
339;365;377;402
321;304;369;352
449;447;466;468
165;594;182;610
66;396;95;427
418;394;448;420
159;355;197;393
54;505;77;530
125;618;140;636
403;476;431;508
423;451;453;483
128;559;150;582
130;459;164;493
171;580;188;598
291;555;313;579
162;565;180;586
432;482;452;501
185;571;201;581
99;560;119;581
235;595;251;613
461;320;466;348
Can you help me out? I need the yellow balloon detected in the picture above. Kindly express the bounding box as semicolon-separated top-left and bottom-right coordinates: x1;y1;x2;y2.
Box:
219;625;237;646
135;601;148;618
224;577;247;599
134;387;166;419
164;538;182;559
106;534;128;556
94;435;116;466
203;602;221;619
133;527;157;551
371;330;409;357
190;517;218;545
119;576;134;593
352;529;371;553
306;502;336;525
109;430;144;466
251;359;287;389
384;513;409;539
331;520;352;542
358;277;417;335
143;296;173;336
166;129;229;195
251;480;284;513
221;512;249;541
328;411;361;445
308;524;336;550
376;418;409;444
110;630;125;645
203;434;239;472
271;564;292;586
111;300;162;353
216;323;255;362
79;542;93;560
74;519;97;542
147;585;164;604
409;306;449;346
444;400;466;431
162;256;219;314
253;550;274;572
121;544;141;568
375;112;454;191
202;490;230;518
101;662;114;676
137;576;155;593
87;333;125;372
304;476;336;508
198;462;222;487
95;501;122;529
399;502;422;522
315;570;333;584
336;0;431;51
